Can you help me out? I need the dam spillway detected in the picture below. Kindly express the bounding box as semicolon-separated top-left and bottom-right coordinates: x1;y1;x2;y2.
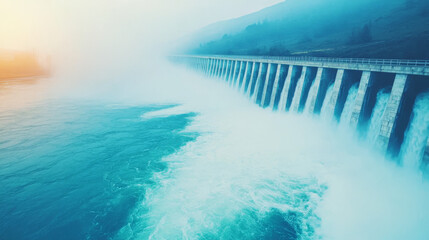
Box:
171;55;429;171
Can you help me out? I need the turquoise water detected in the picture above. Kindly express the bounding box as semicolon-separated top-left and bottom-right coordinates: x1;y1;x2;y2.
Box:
2;77;429;239
0;99;317;240
0;101;197;239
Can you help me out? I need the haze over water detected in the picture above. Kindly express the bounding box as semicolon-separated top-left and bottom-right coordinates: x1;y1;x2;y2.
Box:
1;1;429;240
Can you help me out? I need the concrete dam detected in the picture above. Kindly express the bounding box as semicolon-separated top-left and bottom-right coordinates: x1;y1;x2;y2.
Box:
172;55;429;170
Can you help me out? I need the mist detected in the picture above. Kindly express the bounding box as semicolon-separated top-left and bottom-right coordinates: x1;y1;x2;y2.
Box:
0;0;283;103
1;1;429;239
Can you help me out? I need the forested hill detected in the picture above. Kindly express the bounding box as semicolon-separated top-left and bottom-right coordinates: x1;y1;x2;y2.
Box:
182;0;429;59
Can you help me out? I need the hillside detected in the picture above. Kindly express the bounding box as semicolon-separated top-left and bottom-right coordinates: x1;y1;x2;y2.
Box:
183;0;429;59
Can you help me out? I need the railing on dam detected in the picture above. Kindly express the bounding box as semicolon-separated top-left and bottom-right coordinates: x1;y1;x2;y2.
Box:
171;54;429;172
202;55;429;67
176;55;429;76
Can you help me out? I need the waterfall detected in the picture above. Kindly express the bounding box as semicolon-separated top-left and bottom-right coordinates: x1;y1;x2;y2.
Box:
339;84;359;128
320;84;334;119
260;64;272;107
268;65;282;110
246;63;256;97
228;62;237;86
251;66;264;103
290;72;306;112
240;62;249;94
277;82;289;112
304;80;318;114
235;62;243;89
400;91;429;170
367;90;390;143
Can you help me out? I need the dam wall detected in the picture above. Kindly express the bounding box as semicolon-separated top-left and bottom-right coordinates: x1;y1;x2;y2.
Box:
171;55;429;170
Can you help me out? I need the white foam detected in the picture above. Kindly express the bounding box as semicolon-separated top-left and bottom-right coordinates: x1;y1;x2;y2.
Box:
116;65;429;240
400;91;429;170
141;105;193;120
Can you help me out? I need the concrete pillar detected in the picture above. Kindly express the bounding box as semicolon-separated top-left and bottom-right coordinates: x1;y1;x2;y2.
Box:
219;60;226;78
217;59;224;78
205;59;209;73
222;60;228;80
270;65;290;110
349;71;372;129
211;59;218;77
203;59;207;73
238;62;248;89
278;66;302;111
290;67;308;112
205;59;210;75
262;64;278;107
268;64;283;109
252;63;268;104
229;61;238;85
290;67;318;113
240;62;250;93
232;61;239;87
216;59;222;78
376;74;409;153
217;59;226;78
306;68;324;114
246;62;256;96
229;60;236;82
324;70;345;119
235;61;244;89
221;60;231;81
248;62;260;98
219;60;226;79
212;59;220;78
293;67;317;113
251;63;264;101
324;70;362;121
315;69;337;114
209;59;216;77
277;66;293;111
231;61;237;85
224;60;230;79
206;59;212;76
233;61;242;87
261;63;273;107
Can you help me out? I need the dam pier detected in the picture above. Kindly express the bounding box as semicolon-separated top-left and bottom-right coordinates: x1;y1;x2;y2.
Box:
171;55;429;169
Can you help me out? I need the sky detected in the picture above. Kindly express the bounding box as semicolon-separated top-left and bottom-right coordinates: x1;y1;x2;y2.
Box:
0;0;283;54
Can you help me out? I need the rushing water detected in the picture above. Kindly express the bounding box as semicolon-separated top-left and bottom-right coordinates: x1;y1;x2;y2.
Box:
367;90;390;143
320;84;334;120
400;91;429;170
304;80;317;114
339;84;359;128
1;69;429;240
290;72;305;112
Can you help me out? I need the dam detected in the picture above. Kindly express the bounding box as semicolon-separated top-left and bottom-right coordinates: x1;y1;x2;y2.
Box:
171;55;429;170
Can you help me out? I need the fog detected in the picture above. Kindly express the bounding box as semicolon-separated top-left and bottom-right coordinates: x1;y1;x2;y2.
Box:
0;0;284;103
0;0;283;61
1;1;429;239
